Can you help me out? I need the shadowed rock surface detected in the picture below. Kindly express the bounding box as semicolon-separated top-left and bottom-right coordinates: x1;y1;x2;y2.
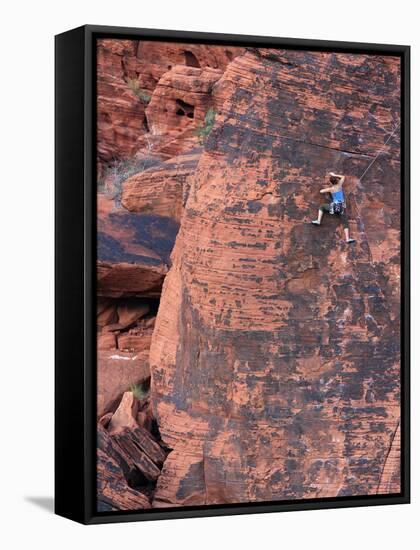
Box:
97;195;179;298
149;48;401;506
97;448;152;511
97;394;169;509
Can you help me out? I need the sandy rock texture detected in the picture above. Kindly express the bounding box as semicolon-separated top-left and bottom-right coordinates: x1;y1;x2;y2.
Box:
122;149;202;221
97;195;178;298
96;41;401;510
96;40;245;510
97;39;244;173
149;48;401;506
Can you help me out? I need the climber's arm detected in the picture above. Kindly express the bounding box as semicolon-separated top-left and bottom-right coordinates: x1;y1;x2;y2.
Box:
329;172;345;185
320;186;334;194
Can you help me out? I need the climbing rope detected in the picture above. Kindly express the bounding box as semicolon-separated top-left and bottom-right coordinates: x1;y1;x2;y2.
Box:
346;120;400;260
358;121;401;182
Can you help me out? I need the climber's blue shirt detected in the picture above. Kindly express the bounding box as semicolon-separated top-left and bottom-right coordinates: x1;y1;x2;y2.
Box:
331;188;345;203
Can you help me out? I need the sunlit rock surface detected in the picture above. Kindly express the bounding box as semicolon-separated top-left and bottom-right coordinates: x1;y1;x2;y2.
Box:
150;49;401;506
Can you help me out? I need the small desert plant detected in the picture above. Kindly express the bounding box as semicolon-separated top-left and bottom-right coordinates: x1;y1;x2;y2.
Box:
195;107;216;144
99;155;162;207
129;382;149;402
126;78;151;103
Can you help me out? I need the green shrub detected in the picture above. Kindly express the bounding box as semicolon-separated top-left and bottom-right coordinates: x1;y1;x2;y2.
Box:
126;78;151;103
195;107;216;144
129;382;149;402
99;155;162;207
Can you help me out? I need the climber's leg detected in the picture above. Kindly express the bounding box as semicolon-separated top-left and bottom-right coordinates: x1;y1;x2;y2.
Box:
344;228;355;243
342;211;355;244
312;204;329;225
311;209;323;225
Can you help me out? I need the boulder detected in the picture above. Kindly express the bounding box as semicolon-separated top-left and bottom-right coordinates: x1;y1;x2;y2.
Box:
98;422;160;484
99;413;166;485
97;349;150;417
97;196;178;298
97;448;151;511
108;391;139;433
97;261;167;298
145;65;222;138
110;429;161;482
122;149;201;221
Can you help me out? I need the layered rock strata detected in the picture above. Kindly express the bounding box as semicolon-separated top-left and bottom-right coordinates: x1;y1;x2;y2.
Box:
97;39;244;173
96;42;401;510
149;48;401;506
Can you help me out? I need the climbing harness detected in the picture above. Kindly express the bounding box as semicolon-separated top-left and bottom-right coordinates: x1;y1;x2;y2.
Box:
358;121;401;182
329;187;346;215
310;119;400;249
329;201;345;215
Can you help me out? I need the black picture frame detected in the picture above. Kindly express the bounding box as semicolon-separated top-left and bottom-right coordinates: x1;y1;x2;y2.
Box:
55;24;410;525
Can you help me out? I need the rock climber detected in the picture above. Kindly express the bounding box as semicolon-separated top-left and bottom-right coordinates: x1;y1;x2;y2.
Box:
311;172;356;244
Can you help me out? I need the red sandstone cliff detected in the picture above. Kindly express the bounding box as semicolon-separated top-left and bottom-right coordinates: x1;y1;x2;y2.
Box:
149;48;401;506
96;40;245;510
97;42;401;511
97;39;244;174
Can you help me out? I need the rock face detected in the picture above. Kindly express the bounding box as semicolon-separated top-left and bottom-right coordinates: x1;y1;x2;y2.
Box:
97;405;168;511
96;40;401;511
97;448;152;511
122;149;202;221
95;43;245;496
145;65;222;138
97;40;147;169
149;49;401;506
97;351;150;417
97;39;244;174
97;195;178;298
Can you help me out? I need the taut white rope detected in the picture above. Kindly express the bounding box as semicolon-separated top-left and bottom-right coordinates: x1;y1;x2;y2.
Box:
358;121;401;182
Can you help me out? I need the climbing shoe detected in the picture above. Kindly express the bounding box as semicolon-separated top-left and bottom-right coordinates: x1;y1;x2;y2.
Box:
346;238;356;244
311;220;321;225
